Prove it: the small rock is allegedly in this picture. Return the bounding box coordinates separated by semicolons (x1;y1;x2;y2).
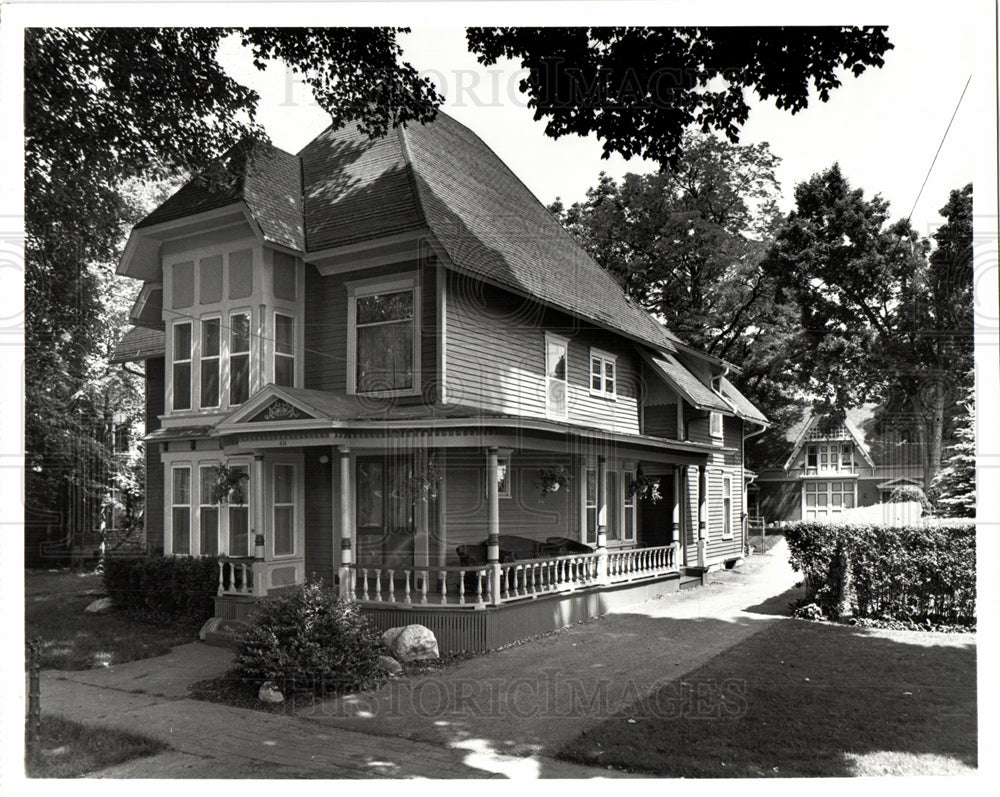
381;624;439;662
379;655;403;677
258;681;284;704
84;597;114;615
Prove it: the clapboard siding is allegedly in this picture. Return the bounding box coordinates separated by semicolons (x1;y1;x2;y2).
303;259;437;400
304;449;333;583
445;275;641;433
439;451;579;562
145;358;165;553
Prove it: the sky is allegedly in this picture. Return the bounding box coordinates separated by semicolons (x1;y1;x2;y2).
217;21;978;237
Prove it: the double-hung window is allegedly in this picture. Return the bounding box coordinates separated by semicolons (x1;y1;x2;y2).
172;322;192;411
348;276;420;395
199;465;219;555
723;475;733;538
200;318;221;408
710;411;723;439
227;465;250;556
545;333;569;419
230;313;251;405
590;349;616;399
274;313;295;387
171;466;191;554
273;464;295;556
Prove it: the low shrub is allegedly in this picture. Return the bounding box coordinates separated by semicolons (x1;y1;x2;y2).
888;485;934;514
784;520;975;625
103;555;219;624
231;581;382;697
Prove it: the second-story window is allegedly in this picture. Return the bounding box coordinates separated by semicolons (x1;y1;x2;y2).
590;349;616;399
173;322;192;411
710;411;723;438
348;275;420;396
230;313;251;405
274;313;295;387
841;444;853;470
806;445;818;469
200;318;220;408
545;333;569;419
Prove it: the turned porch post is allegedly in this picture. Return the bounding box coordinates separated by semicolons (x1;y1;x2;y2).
486;446;502;603
596;454;609;583
697;465;708;568
337;445;354;600
251;454;266;595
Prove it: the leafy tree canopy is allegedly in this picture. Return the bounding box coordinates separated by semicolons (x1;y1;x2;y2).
467;27;893;166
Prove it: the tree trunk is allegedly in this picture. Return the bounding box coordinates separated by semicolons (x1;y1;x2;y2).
926;378;945;490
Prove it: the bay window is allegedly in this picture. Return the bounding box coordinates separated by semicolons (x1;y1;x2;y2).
199;465;219;555
200;318;220;408
171;466;191;554
274;313;295;387
348;276;420;395
230;312;251;405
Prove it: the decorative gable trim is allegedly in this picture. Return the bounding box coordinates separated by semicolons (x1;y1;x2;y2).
216;385;329;432
783;414;876;473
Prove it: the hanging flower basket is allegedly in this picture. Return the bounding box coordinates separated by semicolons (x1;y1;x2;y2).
628;470;663;503
390;454;443;502
210;464;249;505
536;465;572;499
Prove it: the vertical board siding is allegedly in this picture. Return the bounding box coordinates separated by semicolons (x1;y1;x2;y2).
445;275;641;434
304;449;333;583
145;358;165;553
303;259;437;400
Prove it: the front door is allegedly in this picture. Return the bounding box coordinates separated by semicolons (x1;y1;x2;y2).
355;455;415;570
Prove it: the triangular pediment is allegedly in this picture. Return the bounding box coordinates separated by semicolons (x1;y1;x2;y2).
244;397;317;424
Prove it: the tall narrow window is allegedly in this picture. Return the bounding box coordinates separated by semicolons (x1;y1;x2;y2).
585;468;597;544
624;469;636;542
354;288;416;393
710;411;723;438
172;322;192;411
841;444;853;471
230;313;250;405
806;445;818;469
172;466;191;554
545;333;569;419
589;349;617;399
274;314;295;387
199;465;219;555
273;464;295;556
723;476;733;538
607;470;621;541
200;318;220;408
227;465;250;556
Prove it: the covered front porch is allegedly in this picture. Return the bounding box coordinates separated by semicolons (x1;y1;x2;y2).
203;390;722;649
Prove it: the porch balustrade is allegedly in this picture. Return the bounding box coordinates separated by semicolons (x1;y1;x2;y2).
353;543;680;609
217;556;261;597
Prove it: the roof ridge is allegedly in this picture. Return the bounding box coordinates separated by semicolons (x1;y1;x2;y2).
395;123;433;232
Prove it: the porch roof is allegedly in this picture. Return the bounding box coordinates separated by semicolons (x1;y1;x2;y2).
110;326;166;364
639;350;731;413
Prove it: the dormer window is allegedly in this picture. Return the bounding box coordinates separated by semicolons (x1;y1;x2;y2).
590;348;617;399
347;274;421;396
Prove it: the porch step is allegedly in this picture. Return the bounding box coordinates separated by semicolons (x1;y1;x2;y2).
679;572;705;591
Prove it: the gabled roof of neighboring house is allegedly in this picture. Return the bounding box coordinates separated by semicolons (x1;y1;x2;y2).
782;406;877;472
110;326;166;364
136;141;304;251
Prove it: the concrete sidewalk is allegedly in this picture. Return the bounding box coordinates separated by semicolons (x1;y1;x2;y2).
37;542;800;778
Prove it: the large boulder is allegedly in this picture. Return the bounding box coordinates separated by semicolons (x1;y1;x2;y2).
84;597;114;615
380;624;439;662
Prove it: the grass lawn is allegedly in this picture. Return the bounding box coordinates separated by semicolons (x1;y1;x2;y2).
25;715;167;778
559;618;976;777
25;568;200;670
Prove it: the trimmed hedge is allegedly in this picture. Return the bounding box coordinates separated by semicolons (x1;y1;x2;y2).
103;555;219;624
232;581;383;697
784;520;976;625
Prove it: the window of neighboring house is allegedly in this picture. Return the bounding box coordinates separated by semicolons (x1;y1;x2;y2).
590;349;617;399
171;466;191;554
545;333;569;419
485;457;511;499
200;318;221;408
274;313;295;387
230;312;251;405
623;469;636;542
806;445;818;469
349;278;419;395
723;475;733;538
172;322;192;411
199;465;219;556
710;411;723;438
585;468;597;544
841;443;853;471
273;463;295;556
227;464;250;556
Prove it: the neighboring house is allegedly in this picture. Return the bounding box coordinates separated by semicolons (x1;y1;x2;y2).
111;111;767;650
753;406;926;523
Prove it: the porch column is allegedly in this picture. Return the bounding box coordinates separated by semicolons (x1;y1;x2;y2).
486;446;502;603
337;445;354;600
251;454;266;596
414;446;430;571
596;454;609;584
697;466;708;568
671;467;681;543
